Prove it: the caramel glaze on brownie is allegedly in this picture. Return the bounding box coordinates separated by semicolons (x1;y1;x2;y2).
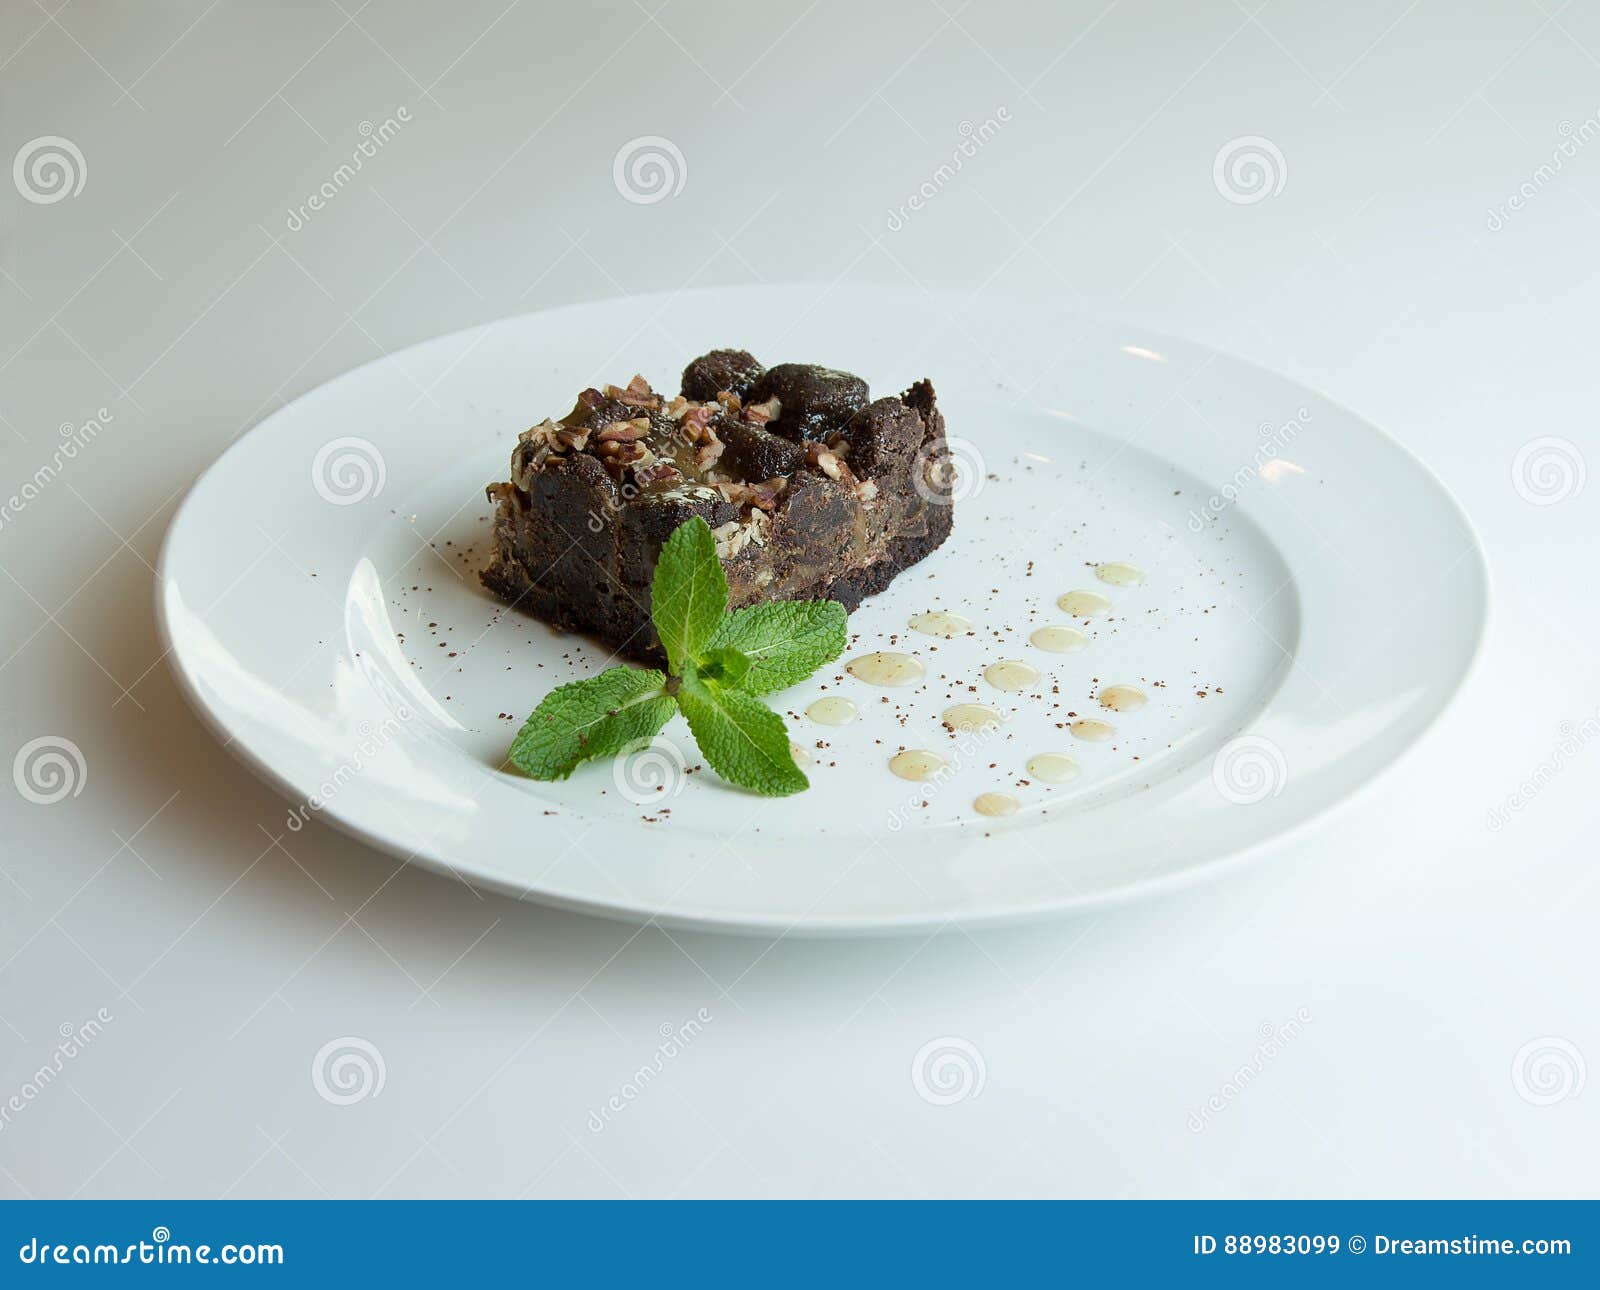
481;351;954;662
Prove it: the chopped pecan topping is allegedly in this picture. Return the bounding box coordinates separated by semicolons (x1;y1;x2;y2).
695;435;726;471
513;419;578;475
599;440;655;481
605;374;661;411
715;390;743;417
742;396;781;426
806;440;859;488
681;404;716;436
715;477;787;512
596;418;651;443
633;460;682;486
665;395;691;421
710;509;771;560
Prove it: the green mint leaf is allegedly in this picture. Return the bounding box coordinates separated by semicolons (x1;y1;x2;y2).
509;666;675;780
695;646;752;688
677;674;807;797
650;516;728;673
707;600;848;696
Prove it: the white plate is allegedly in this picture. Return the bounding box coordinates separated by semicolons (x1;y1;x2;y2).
157;285;1487;935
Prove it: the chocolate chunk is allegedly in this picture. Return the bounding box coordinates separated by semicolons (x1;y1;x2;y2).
749;363;869;440
680;348;765;402
717;422;806;481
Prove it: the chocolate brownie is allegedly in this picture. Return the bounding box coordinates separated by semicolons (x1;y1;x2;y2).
481;351;954;661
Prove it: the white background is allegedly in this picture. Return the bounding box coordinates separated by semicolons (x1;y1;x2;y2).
2;0;1596;1198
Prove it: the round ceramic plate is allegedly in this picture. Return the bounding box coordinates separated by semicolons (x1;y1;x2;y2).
158;285;1487;935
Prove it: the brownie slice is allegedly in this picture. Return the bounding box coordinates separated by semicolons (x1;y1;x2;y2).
481;350;954;661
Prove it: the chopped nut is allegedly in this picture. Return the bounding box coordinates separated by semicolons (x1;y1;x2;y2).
710;509;770;559
807;442;843;479
742;396;782;426
715;477;787;511
596;418;650;442
856;478;879;502
695;431;725;471
599;440;654;481
634;460;682;486
711;519;747;560
607;374;661;411
806;439;859;488
513;419;570;475
680;404;717;442
715;390;743;417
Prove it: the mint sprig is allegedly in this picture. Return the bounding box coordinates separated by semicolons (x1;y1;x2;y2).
508;517;848;795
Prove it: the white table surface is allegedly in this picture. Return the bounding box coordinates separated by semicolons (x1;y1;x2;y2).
2;0;1595;1199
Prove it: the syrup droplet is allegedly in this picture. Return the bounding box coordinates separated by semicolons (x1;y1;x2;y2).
1095;562;1144;587
1097;684;1146;713
1026;753;1079;783
789;742;810;765
908;610;972;638
983;659;1040;691
806;696;858;726
889;749;946;782
973;792;1019;818
1029;625;1088;653
942;703;1002;732
846;652;925;687
1057;590;1111;617
1069;719;1115;742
